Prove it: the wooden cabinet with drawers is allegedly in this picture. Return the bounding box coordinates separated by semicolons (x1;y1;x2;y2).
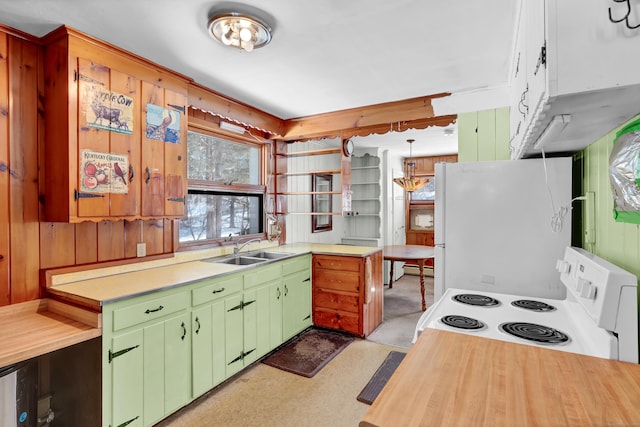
312;251;382;337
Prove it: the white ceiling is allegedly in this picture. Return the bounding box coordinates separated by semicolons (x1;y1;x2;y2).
0;0;518;156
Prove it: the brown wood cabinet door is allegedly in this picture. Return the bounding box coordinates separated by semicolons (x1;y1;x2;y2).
77;59;110;218
76;60;141;218
140;81;165;217
0;32;8;305
163;89;186;218
109;68;140;217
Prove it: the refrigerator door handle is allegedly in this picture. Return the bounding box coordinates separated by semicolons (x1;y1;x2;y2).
435;243;445;248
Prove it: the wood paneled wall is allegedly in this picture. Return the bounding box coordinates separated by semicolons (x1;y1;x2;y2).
0;32;174;307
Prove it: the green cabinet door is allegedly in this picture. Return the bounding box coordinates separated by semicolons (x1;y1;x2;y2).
268;281;284;349
191;305;213;398
143;313;190;426
110;330;143;427
283;270;312;341
211;299;227;386
225;293;244;377
242;288;258;365
254;280;283;358
164;313;190;414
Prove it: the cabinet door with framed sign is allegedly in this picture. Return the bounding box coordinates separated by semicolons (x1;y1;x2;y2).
312;174;332;232
42;27;189;223
76;58;140;219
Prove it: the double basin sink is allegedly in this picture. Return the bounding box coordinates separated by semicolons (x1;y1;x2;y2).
204;250;295;266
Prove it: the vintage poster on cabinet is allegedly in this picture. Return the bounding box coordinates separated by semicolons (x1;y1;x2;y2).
80;79;134;134
145;103;181;143
80;150;129;194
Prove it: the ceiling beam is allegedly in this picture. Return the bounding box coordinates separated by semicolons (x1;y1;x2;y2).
188;82;286;137
280;93;452;141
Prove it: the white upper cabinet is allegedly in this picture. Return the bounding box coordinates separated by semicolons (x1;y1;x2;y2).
510;0;640;159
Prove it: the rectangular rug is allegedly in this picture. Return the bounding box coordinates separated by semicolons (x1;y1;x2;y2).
261;328;354;378
356;350;406;405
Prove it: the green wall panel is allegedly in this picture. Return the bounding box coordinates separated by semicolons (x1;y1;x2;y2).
580;114;640;280
458;108;510;162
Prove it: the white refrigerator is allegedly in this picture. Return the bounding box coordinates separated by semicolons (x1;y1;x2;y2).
434;158;572;301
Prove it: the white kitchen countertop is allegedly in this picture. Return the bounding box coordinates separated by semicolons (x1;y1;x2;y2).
46;242;381;309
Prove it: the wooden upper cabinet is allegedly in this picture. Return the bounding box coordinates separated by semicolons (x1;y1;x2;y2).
42;26;188;222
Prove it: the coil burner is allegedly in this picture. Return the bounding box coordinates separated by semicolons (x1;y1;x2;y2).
440;315;486;330
452;294;500;307
511;300;556;312
499;322;569;344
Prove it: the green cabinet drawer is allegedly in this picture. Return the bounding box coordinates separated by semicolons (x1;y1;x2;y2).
282;255;310;276
113;292;188;332
244;264;281;289
192;274;242;306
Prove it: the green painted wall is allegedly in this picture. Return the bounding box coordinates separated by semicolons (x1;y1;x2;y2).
578;114;640;280
457;107;510;162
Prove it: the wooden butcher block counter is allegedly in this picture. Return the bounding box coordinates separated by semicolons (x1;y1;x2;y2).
360;329;640;427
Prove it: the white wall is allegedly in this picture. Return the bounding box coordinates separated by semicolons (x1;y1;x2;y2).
285;139;345;244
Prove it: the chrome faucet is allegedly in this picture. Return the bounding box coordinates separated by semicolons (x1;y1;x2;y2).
234;238;262;255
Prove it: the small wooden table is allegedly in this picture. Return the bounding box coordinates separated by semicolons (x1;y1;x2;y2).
383;245;435;311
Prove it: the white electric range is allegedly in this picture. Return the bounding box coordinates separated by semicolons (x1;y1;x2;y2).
414;247;639;363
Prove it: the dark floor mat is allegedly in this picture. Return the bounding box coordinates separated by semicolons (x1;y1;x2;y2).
262;328;354;378
356;351;406;405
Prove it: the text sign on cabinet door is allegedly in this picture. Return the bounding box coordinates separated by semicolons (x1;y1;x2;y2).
80;150;130;194
79;79;134;134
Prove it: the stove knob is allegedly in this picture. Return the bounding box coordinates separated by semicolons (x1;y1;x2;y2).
556;260;571;274
579;281;596;299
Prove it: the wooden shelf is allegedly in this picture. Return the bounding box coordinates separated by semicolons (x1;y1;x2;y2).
275;169;341;177
279;191;342;195
275;211;344;216
276;148;341;157
351;165;380;170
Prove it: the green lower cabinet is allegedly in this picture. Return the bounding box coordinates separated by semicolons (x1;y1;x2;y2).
104;254;313;426
283;269;312;341
225;293;245;377
191;305;213;397
103;290;190;427
110;330;143;427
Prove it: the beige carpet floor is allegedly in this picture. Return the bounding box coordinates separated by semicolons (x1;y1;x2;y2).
158;274;430;427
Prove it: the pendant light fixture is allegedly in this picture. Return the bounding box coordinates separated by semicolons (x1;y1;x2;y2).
393;139;428;192
208;12;272;52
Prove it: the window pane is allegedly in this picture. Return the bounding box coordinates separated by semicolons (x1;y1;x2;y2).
187;131;259;184
179;192;263;242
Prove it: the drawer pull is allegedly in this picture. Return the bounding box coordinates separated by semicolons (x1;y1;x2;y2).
304;314;311;320
284;284;289;296
195;317;201;334
108;345;140;363
144;167;150;184
276;287;281;300
181;322;186;340
212;287;225;294
145;305;164;314
303;277;311;282
117;415;140;427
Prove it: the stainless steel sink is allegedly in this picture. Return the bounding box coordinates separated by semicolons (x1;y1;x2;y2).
215;256;267;265
247;251;294;260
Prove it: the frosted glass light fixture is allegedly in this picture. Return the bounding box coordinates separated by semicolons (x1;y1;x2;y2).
393;139;428;193
208;12;272;52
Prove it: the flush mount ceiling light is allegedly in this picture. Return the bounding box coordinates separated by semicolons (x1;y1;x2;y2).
393;139;428;193
208;12;272;52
